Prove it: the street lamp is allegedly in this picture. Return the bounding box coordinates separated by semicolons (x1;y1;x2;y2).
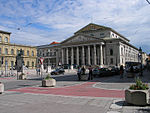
139;47;143;76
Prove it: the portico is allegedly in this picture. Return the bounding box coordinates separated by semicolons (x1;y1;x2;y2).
60;43;104;66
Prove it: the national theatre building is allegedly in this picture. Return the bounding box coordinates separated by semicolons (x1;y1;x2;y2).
37;23;139;68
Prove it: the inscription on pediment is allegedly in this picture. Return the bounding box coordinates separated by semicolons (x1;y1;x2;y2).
65;36;97;43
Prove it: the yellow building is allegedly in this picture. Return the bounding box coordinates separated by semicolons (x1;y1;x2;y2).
0;30;37;70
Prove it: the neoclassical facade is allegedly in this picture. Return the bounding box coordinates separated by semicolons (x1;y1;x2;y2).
37;23;140;68
0;30;37;70
37;42;60;68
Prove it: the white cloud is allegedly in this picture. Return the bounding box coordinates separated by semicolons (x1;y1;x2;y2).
0;0;150;53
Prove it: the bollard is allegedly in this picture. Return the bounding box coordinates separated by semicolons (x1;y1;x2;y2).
0;82;4;94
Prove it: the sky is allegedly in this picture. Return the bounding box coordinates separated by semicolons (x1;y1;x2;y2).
0;0;150;53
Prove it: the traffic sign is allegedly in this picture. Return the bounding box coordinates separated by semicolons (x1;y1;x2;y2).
40;57;44;64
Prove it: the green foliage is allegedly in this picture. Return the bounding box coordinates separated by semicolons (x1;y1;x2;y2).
129;77;149;90
45;74;52;80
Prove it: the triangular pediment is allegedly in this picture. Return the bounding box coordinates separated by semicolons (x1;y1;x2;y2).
61;34;99;44
74;23;109;34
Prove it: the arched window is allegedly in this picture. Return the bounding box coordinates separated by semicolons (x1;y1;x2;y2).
27;50;29;56
17;49;19;55
27;61;29;68
110;49;113;56
32;61;34;68
32;51;34;56
5;37;8;43
5;48;8;55
11;49;14;55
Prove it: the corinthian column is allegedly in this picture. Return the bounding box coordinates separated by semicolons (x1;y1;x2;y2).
66;48;68;64
71;47;74;65
82;46;85;65
61;48;64;65
88;45;91;65
76;47;79;65
94;44;97;65
100;44;103;66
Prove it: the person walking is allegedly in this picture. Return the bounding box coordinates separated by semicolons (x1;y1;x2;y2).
120;65;124;79
88;66;93;80
77;66;81;81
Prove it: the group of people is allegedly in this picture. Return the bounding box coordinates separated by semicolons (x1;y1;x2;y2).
77;65;136;80
77;65;93;81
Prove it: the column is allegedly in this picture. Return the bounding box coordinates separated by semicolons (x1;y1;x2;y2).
76;47;79;65
61;49;64;65
82;46;85;65
100;44;103;66
94;44;97;65
71;47;74;65
66;48;69;64
56;50;58;67
88;45;91;65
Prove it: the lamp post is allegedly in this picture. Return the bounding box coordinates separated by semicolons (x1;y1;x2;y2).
139;47;143;76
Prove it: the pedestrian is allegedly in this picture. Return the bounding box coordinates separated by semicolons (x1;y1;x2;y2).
88;65;93;80
120;65;124;79
130;65;134;77
77;66;81;81
81;66;86;75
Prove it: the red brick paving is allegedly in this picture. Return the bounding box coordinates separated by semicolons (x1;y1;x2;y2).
8;82;124;98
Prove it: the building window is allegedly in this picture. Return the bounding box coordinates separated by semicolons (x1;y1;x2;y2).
110;49;113;56
27;50;29;56
110;58;113;64
32;61;34;68
11;49;14;55
17;50;19;55
112;33;114;37
100;33;104;36
5;37;8;43
32;51;34;56
90;34;94;36
5;48;8;55
121;47;123;55
27;61;29;68
22;50;24;55
0;48;1;54
0;36;2;42
11;61;14;68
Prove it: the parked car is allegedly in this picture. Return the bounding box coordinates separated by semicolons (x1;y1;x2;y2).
110;67;120;75
51;68;65;75
92;68;100;77
99;68;112;77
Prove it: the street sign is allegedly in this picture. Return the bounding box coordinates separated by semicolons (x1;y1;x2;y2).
40;57;44;64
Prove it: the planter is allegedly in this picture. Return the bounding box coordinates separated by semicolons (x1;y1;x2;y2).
0;83;4;94
19;74;27;80
125;89;149;105
42;79;56;87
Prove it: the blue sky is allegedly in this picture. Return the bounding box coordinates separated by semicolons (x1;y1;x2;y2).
0;0;150;53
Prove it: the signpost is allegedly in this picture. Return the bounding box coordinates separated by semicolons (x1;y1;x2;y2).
40;57;44;79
